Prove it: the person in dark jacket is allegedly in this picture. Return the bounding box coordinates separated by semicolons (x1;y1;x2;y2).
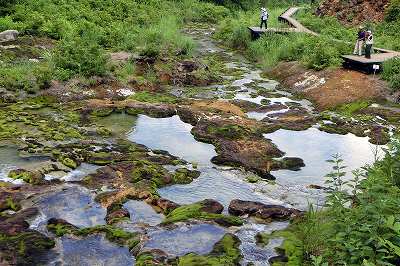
353;26;365;56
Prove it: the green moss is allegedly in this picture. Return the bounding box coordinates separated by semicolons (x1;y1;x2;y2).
5;197;21;211
172;168;200;184
47;223;73;237
334;100;370;116
129;91;178;104
206;124;249;140
8;169;44;184
131;160;166;187
318;124;348;135
0;231;55;265
246;175;260;183
62;157;78;169
178;234;242;266
163;202;243;226
92;108;114;117
47;223;140;249
87;151;114;165
255;232;271;247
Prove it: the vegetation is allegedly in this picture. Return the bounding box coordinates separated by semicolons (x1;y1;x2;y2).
274;143;400;265
0;0;230;87
163;201;244;226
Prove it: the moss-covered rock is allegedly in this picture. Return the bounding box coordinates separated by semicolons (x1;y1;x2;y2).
178;234;242;266
163;200;243;226
172;168;201;184
46;219;140;250
8;169;45;185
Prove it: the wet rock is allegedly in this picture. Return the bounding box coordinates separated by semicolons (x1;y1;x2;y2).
106;203;130;224
0;30;19;42
307;184;327;190
268;255;289;264
228;200;302;221
178;234;242;265
0;190;23;211
136;249;171;265
0;207;54;265
271;157;305;171
192;118;284;179
8;169;46;185
199;199;224;214
163;200;243;226
153;198;180;214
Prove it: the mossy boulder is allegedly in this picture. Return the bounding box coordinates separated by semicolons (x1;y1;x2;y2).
163;199;243;226
46;219;140;250
8;169;45;185
61;157;78;169
172;168;201;184
178;234;242;266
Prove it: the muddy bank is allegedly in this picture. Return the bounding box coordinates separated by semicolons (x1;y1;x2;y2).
268;61;390;110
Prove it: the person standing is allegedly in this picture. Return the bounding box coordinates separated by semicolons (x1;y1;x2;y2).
365;30;374;59
353;26;365;56
260;7;268;29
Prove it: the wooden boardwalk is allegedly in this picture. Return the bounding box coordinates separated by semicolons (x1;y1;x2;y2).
249;7;400;73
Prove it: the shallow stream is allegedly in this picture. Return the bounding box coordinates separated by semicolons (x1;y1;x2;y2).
1;26;387;266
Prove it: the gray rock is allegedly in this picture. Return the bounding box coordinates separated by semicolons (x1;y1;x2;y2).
0;30;19;42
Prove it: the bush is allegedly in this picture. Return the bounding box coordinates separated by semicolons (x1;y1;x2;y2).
382;57;400;91
279;145;400;265
0;62;52;92
385;0;400;22
51;30;108;80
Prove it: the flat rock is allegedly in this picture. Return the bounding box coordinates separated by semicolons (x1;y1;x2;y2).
0;30;19;43
228;199;301;221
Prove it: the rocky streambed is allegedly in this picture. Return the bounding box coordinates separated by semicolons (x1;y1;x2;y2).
0;25;393;265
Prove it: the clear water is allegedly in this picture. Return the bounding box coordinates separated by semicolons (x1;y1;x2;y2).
265;128;384;186
0;145;49;184
236;222;288;266
44;163;100;182
159;167;284;209
33;185;106;228
49;234;135;266
96;113;137;137
128;115;217;166
123;200;164;226
143;223;226;256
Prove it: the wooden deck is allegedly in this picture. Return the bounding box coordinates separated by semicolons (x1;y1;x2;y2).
249;7;400;73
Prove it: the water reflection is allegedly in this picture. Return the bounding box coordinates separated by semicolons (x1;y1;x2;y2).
128;115;217;165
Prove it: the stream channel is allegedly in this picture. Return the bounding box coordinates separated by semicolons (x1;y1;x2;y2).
0;27;385;266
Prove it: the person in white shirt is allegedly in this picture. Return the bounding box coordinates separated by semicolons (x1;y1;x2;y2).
365;30;374;59
260;7;269;29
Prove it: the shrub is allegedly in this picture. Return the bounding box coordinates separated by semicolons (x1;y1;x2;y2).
382;57;400;91
0;62;52;92
51;30;108;80
385;0;400;22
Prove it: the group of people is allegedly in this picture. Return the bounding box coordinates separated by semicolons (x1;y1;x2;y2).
354;26;374;59
260;7;375;60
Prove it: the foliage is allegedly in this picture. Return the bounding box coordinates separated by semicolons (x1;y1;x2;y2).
51;30;108;80
0;62;52;92
383;57;400;92
129;91;178;104
279;143;400;265
2;0;226;80
385;0;400;22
